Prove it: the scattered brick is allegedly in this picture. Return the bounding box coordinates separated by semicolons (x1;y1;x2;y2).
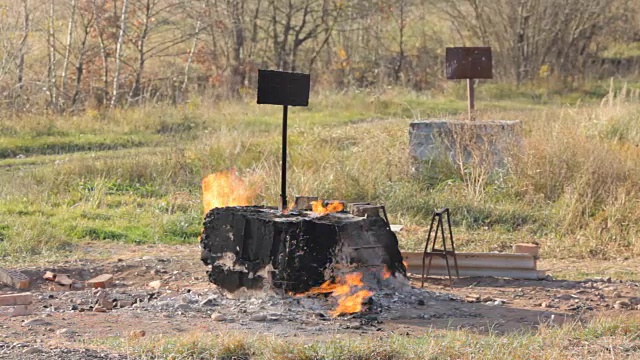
86;274;114;289
43;271;57;281
0;268;30;289
0;305;33;317
54;274;74;286
513;243;540;258
0;293;33;306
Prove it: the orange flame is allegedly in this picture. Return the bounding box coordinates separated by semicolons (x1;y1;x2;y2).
381;265;392;280
311;199;344;215
202;170;252;214
300;272;373;317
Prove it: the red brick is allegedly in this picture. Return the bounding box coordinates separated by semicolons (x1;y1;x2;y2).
0;293;33;306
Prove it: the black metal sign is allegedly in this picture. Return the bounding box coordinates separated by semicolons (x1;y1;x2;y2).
445;47;492;121
256;69;311;211
257;70;310;107
445;47;493;80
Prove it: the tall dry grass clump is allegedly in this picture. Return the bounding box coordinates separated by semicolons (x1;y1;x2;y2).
516;88;640;258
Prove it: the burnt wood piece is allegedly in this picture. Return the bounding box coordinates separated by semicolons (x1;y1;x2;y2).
200;206;406;293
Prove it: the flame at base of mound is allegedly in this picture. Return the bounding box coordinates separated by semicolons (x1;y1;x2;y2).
300;272;374;317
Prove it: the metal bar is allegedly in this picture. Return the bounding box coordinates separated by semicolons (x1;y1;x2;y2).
439;215;453;287
445;209;460;278
406;266;545;280
467;78;475;121
279;105;288;211
403;252;536;270
421;212;437;288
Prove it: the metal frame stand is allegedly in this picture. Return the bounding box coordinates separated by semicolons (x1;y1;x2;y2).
421;208;460;288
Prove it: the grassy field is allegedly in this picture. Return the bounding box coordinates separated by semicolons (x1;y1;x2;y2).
0;85;639;264
98;315;640;359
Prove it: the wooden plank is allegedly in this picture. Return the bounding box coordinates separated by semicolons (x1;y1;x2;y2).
406;265;544;280
0;293;33;306
402;252;536;270
0;268;30;290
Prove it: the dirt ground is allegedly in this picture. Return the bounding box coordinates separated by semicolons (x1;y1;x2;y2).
1;243;639;359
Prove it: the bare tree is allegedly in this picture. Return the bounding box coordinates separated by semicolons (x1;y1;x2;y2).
436;0;624;83
71;0;97;108
60;0;78;105
110;0;129;109
266;0;334;72
47;0;58;109
127;0;194;105
17;0;30;94
182;2;206;94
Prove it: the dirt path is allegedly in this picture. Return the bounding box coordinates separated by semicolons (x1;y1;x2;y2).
1;244;639;358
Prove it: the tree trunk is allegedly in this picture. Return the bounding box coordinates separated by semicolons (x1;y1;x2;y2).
92;0;109;107
181;3;205;94
47;0;58;109
129;0;153;105
17;0;29;94
60;0;78;107
110;0;129;109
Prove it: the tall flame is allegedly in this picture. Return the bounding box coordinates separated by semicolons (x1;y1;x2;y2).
311;199;344;215
301;272;373;317
202;170;252;214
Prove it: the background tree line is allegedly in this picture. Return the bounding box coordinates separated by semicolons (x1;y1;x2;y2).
0;0;639;113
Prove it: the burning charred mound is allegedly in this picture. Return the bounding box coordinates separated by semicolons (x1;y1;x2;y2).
200;206;406;293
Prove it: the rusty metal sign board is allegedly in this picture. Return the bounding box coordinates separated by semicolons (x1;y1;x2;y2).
445;47;492;80
257;69;310;107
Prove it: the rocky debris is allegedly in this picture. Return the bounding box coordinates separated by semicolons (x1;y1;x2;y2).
211;313;226;321
614;300;631;310
129;330;146;339
93;290;107;300
0;344;130;360
97;299;113;310
465;294;481;303
250;313;267;322
56;328;75;336
117;300;134;308
148;280;162;290
22;347;45;355
22;318;49;327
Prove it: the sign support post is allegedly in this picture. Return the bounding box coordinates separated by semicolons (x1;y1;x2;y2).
467;78;475;121
280;105;288;211
445;47;492;121
257;69;310;212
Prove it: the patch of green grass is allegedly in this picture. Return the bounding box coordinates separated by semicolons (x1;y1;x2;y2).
0;133;158;159
1;89;640;261
108;316;640;359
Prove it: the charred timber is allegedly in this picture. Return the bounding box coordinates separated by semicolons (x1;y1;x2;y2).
200;206;406;293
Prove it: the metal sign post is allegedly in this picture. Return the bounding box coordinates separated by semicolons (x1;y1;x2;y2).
445;47;493;121
257;69;311;211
